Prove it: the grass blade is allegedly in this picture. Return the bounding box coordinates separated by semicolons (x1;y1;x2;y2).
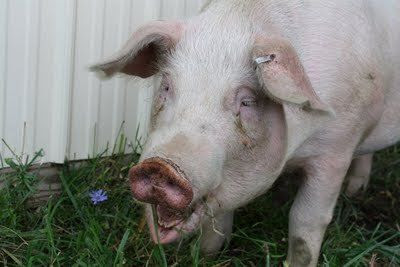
151;205;168;267
59;172;88;228
113;229;130;267
1;248;22;266
343;232;400;267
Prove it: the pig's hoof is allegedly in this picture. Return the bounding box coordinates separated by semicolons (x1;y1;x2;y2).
345;175;369;197
202;250;220;259
290;237;312;266
200;237;227;258
200;240;225;258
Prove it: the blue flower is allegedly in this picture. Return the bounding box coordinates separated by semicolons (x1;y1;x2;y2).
89;189;108;205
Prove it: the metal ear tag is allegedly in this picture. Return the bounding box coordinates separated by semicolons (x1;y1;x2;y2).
254;54;276;65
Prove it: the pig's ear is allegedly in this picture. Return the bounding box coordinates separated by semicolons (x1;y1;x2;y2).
253;36;335;156
253;36;332;114
90;20;185;78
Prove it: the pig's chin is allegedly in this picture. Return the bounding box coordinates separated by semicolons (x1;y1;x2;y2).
148;203;205;244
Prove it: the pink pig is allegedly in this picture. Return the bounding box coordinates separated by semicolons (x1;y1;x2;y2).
91;1;400;266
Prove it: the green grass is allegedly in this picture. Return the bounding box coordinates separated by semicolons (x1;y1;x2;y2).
0;142;399;266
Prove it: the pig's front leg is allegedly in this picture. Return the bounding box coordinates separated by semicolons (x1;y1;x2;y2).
287;156;351;267
200;211;234;255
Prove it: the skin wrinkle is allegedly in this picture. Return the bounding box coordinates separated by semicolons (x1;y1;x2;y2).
234;117;254;148
151;103;164;126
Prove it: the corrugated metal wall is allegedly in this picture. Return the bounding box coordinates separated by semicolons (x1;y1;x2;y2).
0;0;205;165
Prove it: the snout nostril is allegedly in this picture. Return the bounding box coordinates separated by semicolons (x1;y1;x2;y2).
166;181;183;195
129;168;156;203
138;174;151;184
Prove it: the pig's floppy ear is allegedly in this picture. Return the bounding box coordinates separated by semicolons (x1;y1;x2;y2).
253;36;334;156
90;20;185;78
253;36;332;113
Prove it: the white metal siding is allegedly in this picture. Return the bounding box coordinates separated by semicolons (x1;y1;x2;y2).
0;0;205;165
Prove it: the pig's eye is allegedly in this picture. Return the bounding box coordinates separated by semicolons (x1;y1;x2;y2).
236;87;258;112
160;73;172;93
160;80;170;92
241;99;257;107
236;87;259;121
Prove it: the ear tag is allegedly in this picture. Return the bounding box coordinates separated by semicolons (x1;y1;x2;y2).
254;54;276;65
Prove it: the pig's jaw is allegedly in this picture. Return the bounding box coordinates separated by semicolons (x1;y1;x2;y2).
147;202;206;244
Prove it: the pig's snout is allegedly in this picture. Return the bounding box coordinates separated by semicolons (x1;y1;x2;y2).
129;157;193;211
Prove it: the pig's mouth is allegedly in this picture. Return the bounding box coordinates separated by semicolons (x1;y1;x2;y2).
148;202;206;244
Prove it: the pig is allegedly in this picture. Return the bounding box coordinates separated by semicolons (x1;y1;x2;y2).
90;0;400;266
